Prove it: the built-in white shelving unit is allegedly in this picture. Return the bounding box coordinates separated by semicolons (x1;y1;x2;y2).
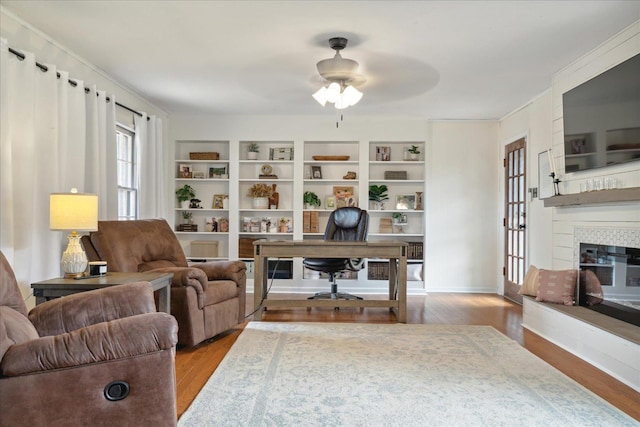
172;138;427;291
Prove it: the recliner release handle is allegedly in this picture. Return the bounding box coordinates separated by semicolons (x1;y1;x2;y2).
104;381;130;401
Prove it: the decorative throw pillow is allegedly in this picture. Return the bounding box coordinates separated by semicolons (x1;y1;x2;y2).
518;265;539;296
580;269;604;306
536;269;578;306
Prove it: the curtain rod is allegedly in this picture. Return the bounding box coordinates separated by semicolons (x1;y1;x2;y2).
7;46;146;119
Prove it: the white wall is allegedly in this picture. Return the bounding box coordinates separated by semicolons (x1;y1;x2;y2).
170;115;500;293
425;121;500;292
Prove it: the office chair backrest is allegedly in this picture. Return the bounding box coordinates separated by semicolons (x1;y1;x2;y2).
324;207;369;242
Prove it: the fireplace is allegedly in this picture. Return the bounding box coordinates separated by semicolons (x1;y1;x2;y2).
574;228;640;328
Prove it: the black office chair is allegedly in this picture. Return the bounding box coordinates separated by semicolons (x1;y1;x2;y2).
304;207;369;300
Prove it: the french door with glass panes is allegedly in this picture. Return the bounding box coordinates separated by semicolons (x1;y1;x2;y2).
504;138;526;303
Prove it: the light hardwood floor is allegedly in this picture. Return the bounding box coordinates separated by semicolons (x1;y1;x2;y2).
175;293;640;421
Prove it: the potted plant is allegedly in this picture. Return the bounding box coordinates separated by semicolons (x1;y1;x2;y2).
407;145;421;161
181;211;193;224
247;183;273;209
176;184;196;209
247;142;260;160
303;191;321;209
369;184;389;210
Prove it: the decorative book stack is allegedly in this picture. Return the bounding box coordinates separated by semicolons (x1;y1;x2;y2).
378;218;393;233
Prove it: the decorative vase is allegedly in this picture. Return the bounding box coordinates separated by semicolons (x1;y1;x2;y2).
247;152;258;160
415;192;423;210
252;197;269;209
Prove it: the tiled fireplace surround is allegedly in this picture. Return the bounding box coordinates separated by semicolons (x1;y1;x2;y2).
523;226;640;392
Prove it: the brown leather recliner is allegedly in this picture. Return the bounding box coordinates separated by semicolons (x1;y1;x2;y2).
0;251;178;426
82;219;246;347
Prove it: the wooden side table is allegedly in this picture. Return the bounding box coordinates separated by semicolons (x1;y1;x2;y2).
31;271;173;314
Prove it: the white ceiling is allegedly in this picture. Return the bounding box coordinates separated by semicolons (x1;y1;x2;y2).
2;1;639;119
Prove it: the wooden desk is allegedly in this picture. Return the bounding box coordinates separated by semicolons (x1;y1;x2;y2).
31;271;173;314
252;240;408;322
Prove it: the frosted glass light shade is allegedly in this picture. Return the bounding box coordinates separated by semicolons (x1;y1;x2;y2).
312;87;328;106
342;85;363;106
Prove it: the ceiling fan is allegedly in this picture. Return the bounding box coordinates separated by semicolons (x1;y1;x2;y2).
312;37;366;111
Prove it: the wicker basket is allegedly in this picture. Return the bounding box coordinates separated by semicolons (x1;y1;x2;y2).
189;152;219;160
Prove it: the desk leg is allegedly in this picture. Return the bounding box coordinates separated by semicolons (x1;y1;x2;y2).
389;258;397;301
398;255;407;323
253;250;264;321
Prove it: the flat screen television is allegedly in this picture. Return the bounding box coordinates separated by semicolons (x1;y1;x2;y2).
562;53;640;173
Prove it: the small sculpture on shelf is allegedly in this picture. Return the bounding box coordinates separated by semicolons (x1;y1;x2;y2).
343;171;357;179
189;198;201;208
269;184;279;209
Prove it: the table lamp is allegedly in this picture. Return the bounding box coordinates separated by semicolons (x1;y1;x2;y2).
50;189;98;278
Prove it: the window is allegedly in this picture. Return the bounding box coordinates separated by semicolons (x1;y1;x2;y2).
116;125;138;220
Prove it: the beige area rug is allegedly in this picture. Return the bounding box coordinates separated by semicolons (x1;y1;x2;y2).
179;322;636;426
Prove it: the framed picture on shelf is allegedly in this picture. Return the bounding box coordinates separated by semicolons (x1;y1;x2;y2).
209;164;228;178
396;194;415;210
333;186;355;208
538;150;553;199
376;146;391;161
326;195;335;209
269;147;294;161
178;164;193;178
212;194;227;209
311;166;322;179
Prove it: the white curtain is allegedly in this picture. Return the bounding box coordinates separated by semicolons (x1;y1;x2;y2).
0;39;115;294
136;114;165;219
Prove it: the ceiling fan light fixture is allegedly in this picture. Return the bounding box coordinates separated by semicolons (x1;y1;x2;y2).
325;82;341;103
341;85;363;106
312;37;365;115
312;87;328;106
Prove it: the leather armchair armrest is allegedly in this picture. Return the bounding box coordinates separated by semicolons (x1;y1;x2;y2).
1;313;178;377
149;267;207;293
193;260;247;285
28;282;157;337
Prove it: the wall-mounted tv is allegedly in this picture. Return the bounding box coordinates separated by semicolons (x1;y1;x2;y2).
562;53;640;173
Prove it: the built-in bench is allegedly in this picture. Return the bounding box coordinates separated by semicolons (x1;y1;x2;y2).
522;296;640;392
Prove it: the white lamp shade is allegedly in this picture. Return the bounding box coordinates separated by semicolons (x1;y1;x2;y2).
50;192;98;231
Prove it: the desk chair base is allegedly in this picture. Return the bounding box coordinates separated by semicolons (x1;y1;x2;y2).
307;280;363;301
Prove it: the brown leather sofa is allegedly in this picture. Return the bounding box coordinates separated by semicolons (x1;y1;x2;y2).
0;251;178;426
82;219;247;347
